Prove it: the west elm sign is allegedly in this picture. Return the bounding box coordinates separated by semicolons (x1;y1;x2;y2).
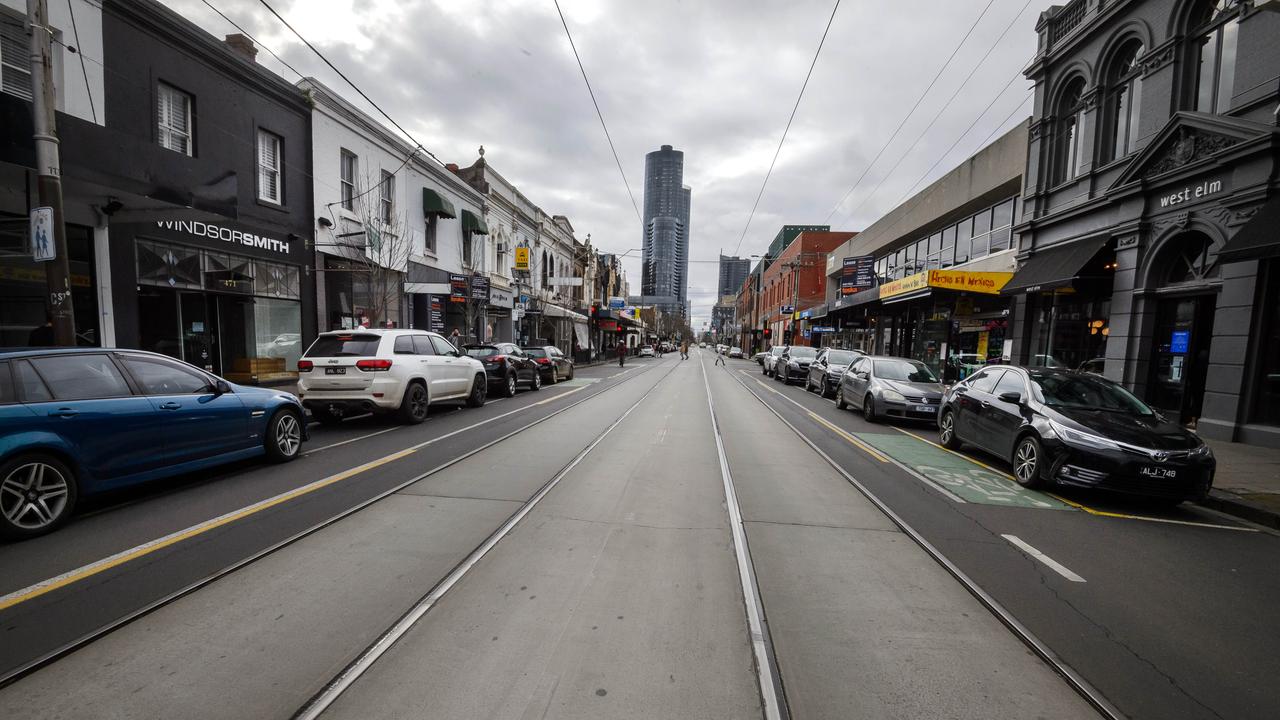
1158;177;1222;209
154;220;291;254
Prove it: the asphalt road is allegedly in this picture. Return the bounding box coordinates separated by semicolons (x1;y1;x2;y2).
0;351;1274;719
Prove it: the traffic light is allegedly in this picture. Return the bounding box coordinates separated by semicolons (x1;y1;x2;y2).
782;329;792;344
590;304;598;319
763;328;772;340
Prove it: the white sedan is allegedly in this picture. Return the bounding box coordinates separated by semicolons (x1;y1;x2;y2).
638;345;656;357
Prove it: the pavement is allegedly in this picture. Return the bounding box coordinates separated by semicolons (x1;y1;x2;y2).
1201;439;1280;529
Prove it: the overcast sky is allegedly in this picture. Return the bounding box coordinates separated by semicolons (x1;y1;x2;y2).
169;0;1051;328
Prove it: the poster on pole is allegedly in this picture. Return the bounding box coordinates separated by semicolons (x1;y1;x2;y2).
30;207;54;262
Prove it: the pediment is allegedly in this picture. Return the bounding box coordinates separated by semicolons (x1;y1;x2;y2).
1109;112;1275;190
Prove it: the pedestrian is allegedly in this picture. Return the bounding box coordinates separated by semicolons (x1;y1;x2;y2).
449;327;462;349
27;313;54;347
616;340;627;367
680;340;689;360
714;346;726;366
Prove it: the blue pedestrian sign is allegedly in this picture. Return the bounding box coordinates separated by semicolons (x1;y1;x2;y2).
30;207;54;262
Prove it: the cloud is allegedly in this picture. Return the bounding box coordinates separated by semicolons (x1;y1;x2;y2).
169;0;1045;327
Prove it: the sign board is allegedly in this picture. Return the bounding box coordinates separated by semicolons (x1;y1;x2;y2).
780;305;795;315
608;296;625;309
152;220;289;254
1170;330;1190;354
600;320;619;332
429;296;444;332
811;326;835;333
470;274;490;301
878;272;930;299
30;207;54;262
514;246;530;271
449;273;469;303
925;269;1012;295
840;255;875;295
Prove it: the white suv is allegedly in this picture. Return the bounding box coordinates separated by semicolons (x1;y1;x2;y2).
297;329;487;424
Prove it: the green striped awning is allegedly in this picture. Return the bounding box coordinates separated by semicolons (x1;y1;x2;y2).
422;188;457;219
461;209;489;235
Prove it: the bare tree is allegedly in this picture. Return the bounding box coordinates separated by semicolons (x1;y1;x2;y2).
328;173;412;327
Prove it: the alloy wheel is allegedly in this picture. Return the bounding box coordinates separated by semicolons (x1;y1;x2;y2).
1;461;70;531
1015;439;1039;485
507;374;517;397
939;413;954;445
275;413;302;457
410;385;428;420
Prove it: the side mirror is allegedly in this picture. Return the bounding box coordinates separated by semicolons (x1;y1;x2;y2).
214;379;232;395
998;391;1021;403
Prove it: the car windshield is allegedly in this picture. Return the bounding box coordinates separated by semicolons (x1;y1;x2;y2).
789;347;817;359
771;347;785;356
1029;372;1155;415
304;334;382;357
465;346;500;357
873;359;938;383
524;348;548;358
826;350;856;365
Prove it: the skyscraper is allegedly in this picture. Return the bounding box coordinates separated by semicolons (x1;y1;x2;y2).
718;255;750;297
641;145;690;317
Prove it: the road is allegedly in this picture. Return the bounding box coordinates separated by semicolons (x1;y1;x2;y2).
0;351;1275;719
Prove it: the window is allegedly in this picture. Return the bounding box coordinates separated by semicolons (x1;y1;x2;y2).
1104;41;1144;162
257;130;282;204
954;218;973;265
412;335;435;355
157;83;193;156
340;150;358;211
0;362;12;404
122;356;213;395
14;360;52;402
940;226;956;268
379;170;394;224
989;199;1015;253
1191;1;1239;114
994;371;1025;399
304;334;381;357
1052;79;1087;184
30;354;131;400
972;208;993;258
393;335;415;354
430;335;457;356
968;369;1003;394
0;18;33;100
424;216;438;254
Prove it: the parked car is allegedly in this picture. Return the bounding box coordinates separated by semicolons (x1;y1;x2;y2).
805;348;863;398
298;329;488;425
523;345;575;383
639;345;656;358
752;351;769;366
774;346;817;384
0;348;306;539
1077;358;1106;375
937;366;1214;502
762;346;787;376
700;342;707;348
716;344;729;355
463;343;543;397
836;355;943;423
728;347;744;359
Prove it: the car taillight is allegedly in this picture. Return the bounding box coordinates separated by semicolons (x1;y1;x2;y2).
298;360;313;372
487;354;506;363
537;358;550;364
356;359;393;371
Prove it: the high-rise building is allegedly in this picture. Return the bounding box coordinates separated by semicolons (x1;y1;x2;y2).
641;145;690;317
717;255;750;298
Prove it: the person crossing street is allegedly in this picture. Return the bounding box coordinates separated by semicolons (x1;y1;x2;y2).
714;346;726;366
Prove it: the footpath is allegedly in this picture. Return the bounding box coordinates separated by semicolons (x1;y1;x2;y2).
1202;439;1280;530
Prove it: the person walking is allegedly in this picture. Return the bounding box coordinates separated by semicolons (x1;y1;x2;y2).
714;346;726;366
616;340;627;367
448;327;462;349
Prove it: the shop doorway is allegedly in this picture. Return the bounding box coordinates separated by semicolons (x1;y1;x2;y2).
138;288;221;374
1147;295;1216;425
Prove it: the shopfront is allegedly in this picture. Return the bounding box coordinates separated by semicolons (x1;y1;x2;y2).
111;220;314;385
0;216;101;348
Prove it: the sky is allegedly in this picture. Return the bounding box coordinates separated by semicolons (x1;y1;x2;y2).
168;0;1053;329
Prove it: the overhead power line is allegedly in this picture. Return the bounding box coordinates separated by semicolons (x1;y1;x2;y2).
732;0;843;257
822;0;997;224
553;0;643;225
201;0;306;80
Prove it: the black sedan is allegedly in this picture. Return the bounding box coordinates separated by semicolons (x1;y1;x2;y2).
523;346;575;383
463;343;542;397
804;348;863;398
938;366;1215;503
774;345;817;385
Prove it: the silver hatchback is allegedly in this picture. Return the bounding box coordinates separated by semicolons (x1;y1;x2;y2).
835;356;944;423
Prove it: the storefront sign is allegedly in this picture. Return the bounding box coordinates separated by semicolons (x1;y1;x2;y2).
608;296;625;309
489;287;514;308
878;272;930;299
30;207;54;261
926;269;1013;295
470;274;490;301
600;320;619;331
841;255;875;295
514;246;530;271
429;296;444;331
780;304;795;315
811;326;835;333
1170;330;1190;354
1159;177;1223;209
154;220;290;254
449;274;469;303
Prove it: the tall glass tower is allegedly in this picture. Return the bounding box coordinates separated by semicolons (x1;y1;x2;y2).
641;145;690;317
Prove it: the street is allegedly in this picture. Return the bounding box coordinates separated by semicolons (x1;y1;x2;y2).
1;350;1275;719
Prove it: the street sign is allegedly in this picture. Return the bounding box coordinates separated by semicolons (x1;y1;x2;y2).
780;305;795;314
30;207;54;262
608;296;625;309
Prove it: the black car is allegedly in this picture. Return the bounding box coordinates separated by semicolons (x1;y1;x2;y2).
523;346;575;383
463;343;542;397
938;366;1215;503
804;348;863;398
774;345;818;384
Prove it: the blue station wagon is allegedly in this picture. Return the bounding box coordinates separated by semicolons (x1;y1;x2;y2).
0;349;306;540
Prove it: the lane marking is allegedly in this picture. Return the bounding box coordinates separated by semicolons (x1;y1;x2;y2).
700;355;787;720
748;376;890;463
1001;535;1086;583
294;361;678;720
0;379;607;613
304;426;402;455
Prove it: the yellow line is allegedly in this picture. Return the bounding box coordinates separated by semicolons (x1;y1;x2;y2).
748;377;889;463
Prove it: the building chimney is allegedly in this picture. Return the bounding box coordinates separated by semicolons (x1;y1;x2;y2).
445;163;460;173
224;34;258;62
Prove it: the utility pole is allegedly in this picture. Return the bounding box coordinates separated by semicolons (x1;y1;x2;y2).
27;0;75;346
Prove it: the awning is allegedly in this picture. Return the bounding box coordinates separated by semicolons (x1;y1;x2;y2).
422;188;457;219
882;289;931;305
1218;197;1280;262
1002;237;1108;295
543;303;588;322
461;209;489;235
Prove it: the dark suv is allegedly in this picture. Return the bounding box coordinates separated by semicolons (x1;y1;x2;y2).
463;343;542;397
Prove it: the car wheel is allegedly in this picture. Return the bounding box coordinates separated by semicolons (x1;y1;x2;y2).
311;405;344;426
0;453;77;540
804;376;814;393
821;380;835;399
1012;435;1045;488
398;383;429;424
863;394;878;423
546;367;557;384
939;410;961;450
835;385;848;410
466;373;487;408
504;372;518;398
568;366;575;380
530;371;542;391
265;409;303;462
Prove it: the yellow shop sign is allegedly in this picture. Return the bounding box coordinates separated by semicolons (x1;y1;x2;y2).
878;272;929;299
927;269;1013;295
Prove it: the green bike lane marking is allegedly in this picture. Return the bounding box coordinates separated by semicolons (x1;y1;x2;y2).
851;432;1073;510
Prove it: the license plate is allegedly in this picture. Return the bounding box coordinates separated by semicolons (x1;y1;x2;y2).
1140;466;1177;479
913;405;936;413
325;367;346;375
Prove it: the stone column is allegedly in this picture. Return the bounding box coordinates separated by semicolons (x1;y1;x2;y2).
1198;259;1260;441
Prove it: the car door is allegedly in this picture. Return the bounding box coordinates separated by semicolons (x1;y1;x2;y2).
986;369;1030;459
430;334;468;397
505;345;532;382
118;353;250;465
810;349;827;387
844;357;869;402
410;334;448;399
960;369;1005;451
19;354;165;490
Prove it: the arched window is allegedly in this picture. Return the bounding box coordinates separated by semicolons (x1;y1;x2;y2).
1189;0;1240;114
1052;78;1088;185
1160;232;1218;285
1103;40;1144;162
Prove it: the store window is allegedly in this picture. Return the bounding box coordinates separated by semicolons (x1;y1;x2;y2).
1253;261;1280;427
1027;292;1111;371
0;219;99;347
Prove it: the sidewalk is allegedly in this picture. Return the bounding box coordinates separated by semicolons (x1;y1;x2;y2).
1201;439;1280;530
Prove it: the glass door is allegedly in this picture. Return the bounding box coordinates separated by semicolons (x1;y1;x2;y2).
1147;296;1216;424
179;292;217;374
